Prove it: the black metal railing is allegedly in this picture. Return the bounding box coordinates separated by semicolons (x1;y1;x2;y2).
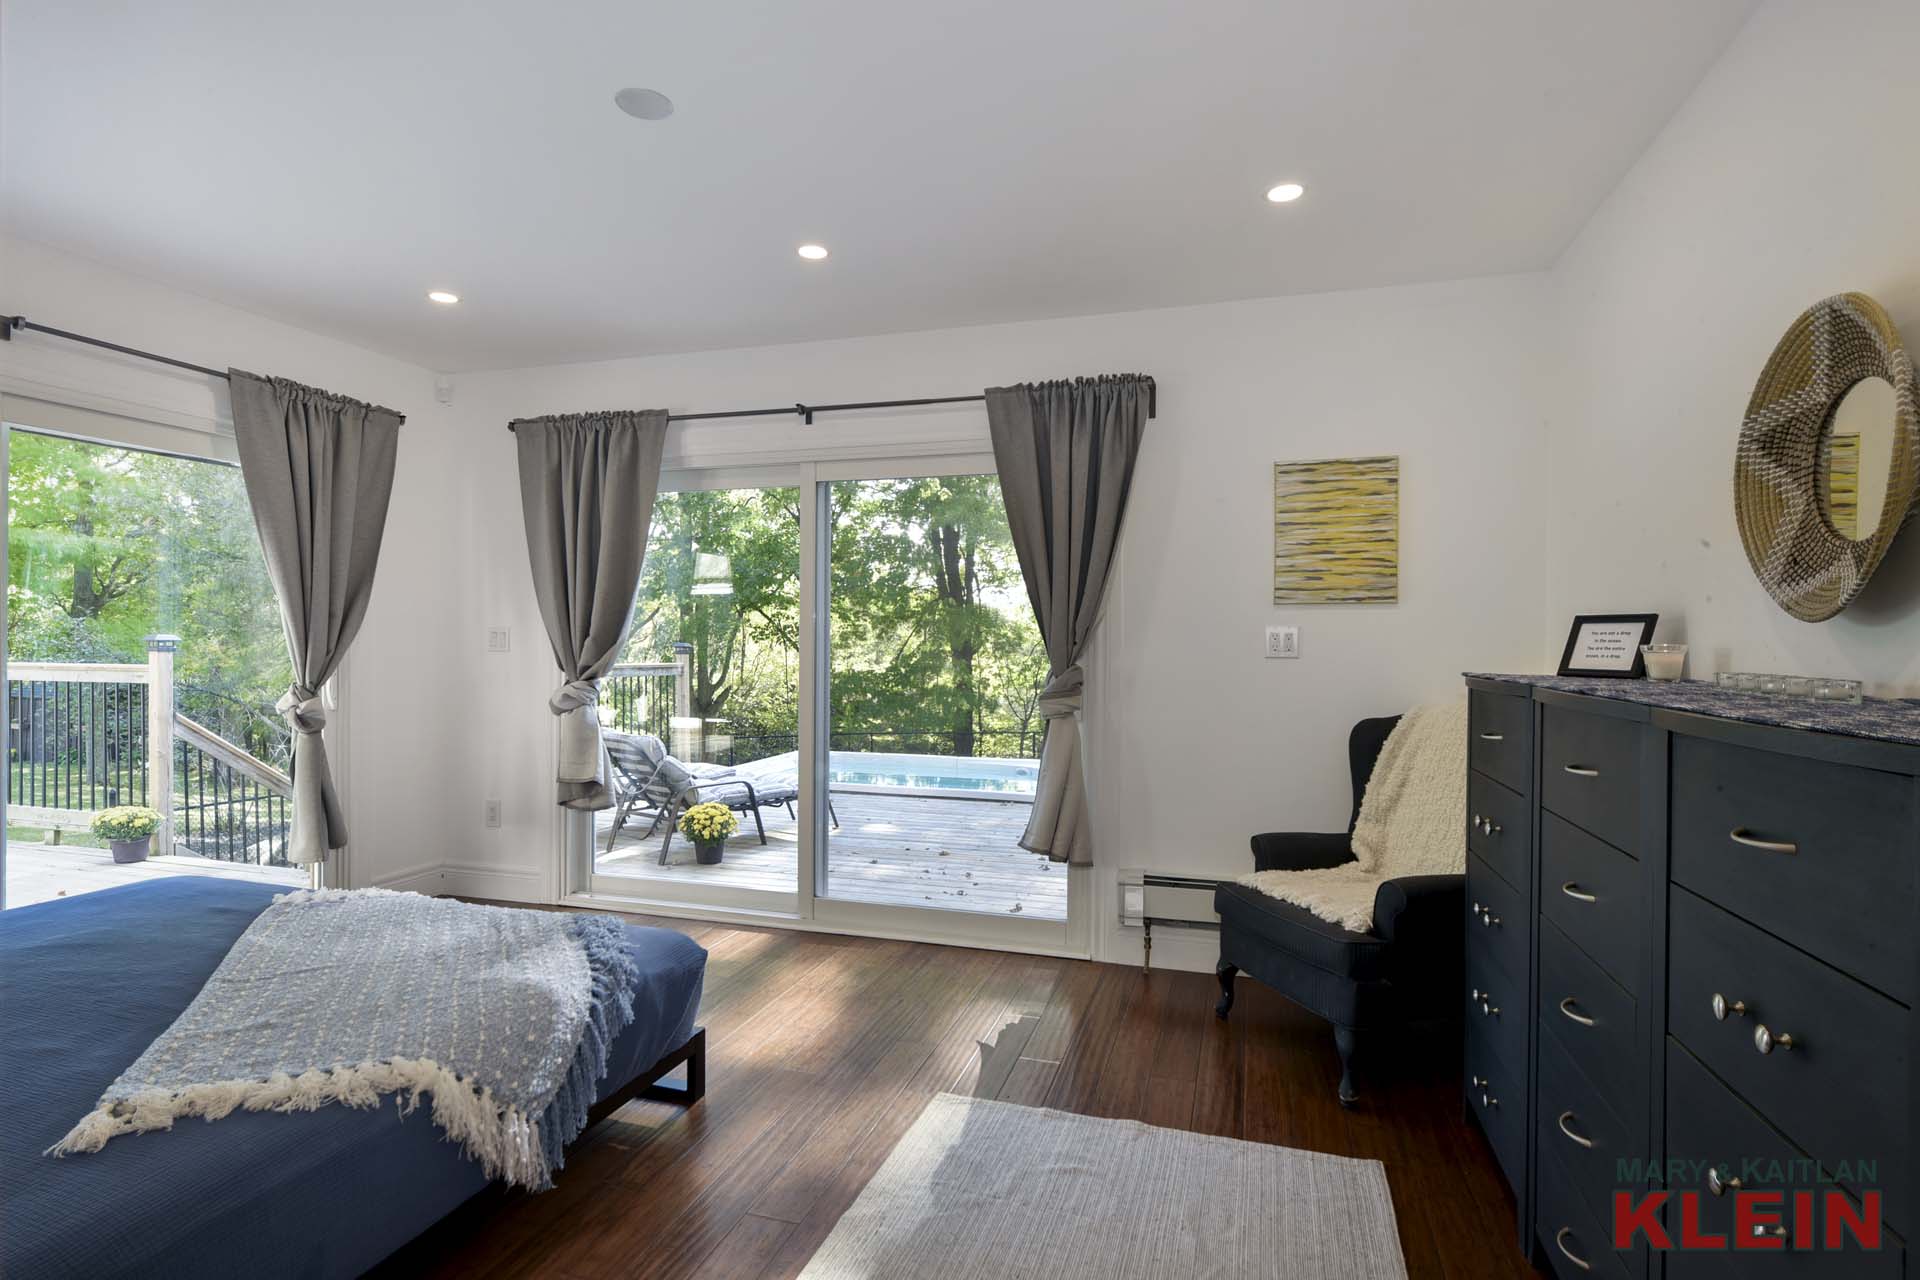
6;677;150;810
603;667;680;741
683;725;1041;768
173;737;292;866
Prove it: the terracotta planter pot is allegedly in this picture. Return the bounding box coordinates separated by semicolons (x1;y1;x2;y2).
110;835;152;864
693;839;726;865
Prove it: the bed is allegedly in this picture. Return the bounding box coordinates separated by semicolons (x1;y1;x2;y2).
0;876;707;1279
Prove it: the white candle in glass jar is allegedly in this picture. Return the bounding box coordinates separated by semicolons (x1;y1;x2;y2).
1641;645;1687;681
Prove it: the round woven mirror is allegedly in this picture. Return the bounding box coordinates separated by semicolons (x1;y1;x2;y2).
1735;293;1920;622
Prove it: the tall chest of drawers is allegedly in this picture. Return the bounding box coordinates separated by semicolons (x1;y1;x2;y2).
1464;675;1917;1279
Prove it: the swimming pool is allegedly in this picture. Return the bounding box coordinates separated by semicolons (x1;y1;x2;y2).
829;751;1037;797
744;750;1037;799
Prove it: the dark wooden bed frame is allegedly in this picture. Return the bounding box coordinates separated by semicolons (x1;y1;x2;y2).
584;1027;706;1126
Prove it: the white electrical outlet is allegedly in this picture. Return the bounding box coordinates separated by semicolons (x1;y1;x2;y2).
484;798;501;828
1265;625;1299;659
486;626;510;653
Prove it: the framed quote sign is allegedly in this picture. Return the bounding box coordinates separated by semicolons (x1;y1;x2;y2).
1557;614;1659;678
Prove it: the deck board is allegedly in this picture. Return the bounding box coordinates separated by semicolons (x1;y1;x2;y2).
4;842;305;907
594;790;1065;921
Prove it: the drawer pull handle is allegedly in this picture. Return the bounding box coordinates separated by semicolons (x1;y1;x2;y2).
1558;996;1596;1027
1711;993;1748;1021
1480;1090;1499;1109
1556;1110;1594;1150
1469;1075;1487;1090
1560;881;1598;904
1563;764;1600;778
1754;1024;1797;1054
1478;732;1505;741
1479;907;1501;928
1729;828;1798;855
1752;1223;1789;1240
1707;1167;1744;1197
1553;1227;1593;1272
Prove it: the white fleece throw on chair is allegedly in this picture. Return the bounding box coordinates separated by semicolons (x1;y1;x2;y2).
46;888;640;1190
1237;701;1467;934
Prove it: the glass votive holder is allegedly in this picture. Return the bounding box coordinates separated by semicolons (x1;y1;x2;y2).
1641;643;1688;681
1811;678;1865;704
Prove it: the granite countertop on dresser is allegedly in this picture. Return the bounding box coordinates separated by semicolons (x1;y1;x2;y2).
1465;673;1920;748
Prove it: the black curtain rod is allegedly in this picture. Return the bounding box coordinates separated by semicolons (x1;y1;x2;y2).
1;315;231;380
512;380;1156;430
0;316;1159;426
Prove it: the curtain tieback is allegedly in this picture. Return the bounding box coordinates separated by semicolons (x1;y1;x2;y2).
1036;665;1085;718
548;678;600;717
277;686;327;735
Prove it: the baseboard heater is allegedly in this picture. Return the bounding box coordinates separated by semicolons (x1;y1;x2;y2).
1118;871;1222;973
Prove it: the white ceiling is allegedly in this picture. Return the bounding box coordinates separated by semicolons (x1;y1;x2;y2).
2;0;1757;372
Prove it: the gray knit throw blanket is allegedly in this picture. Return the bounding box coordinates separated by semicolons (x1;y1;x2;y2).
47;888;640;1190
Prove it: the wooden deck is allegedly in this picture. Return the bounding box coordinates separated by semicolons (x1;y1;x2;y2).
4;840;305;908
594;790;1065;921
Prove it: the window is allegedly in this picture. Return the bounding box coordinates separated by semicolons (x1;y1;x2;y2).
4;427;300;907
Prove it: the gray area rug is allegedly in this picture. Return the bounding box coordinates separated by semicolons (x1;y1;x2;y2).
800;1093;1407;1279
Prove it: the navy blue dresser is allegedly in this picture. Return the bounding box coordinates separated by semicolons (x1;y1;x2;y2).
1464;674;1915;1278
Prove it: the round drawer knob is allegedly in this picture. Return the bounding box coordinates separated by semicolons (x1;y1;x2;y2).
1706;1167;1743;1197
1711;993;1748;1021
1754;1023;1796;1054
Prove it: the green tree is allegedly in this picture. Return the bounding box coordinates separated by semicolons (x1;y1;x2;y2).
622;475;1045;764
7;430;290;765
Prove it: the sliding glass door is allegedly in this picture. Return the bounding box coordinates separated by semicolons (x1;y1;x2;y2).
583;456;1082;953
816;473;1061;923
591;475;803;913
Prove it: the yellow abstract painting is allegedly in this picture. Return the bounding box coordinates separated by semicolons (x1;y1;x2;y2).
1273;455;1399;604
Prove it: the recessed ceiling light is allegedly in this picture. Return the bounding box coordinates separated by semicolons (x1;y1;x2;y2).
796;244;830;261
614;87;674;120
1265;182;1306;204
427;290;460;305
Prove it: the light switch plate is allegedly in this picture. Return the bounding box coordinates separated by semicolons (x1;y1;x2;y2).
486;627;510;653
1265;625;1299;659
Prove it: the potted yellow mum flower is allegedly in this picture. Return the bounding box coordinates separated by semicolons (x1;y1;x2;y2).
679;801;739;865
92;805;162;864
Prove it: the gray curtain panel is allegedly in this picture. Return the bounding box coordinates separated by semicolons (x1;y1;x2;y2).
228;370;403;866
514;410;669;810
985;375;1151;865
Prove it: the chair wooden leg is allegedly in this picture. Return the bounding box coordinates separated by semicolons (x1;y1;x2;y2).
1333;1026;1359;1108
1215;961;1238;1019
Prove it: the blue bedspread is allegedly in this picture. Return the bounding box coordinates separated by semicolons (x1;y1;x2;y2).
0;877;706;1279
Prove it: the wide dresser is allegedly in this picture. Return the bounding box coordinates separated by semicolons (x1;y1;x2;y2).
1464;674;1916;1278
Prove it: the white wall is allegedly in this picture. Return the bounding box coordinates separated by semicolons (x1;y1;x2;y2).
445;274;1556;964
1546;0;1920;693
0;236;463;892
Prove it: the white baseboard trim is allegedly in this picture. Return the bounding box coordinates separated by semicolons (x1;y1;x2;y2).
364;862;444;895
439;861;546;902
1099;922;1220;974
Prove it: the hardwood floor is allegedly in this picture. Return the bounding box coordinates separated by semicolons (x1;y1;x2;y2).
378;916;1534;1280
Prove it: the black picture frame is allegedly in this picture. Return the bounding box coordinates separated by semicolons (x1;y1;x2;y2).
1557;613;1660;678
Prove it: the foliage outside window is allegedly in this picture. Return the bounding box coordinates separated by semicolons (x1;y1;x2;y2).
622;478;1045;767
6;431;291;766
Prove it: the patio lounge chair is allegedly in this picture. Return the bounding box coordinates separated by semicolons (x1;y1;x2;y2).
604;731;801;864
